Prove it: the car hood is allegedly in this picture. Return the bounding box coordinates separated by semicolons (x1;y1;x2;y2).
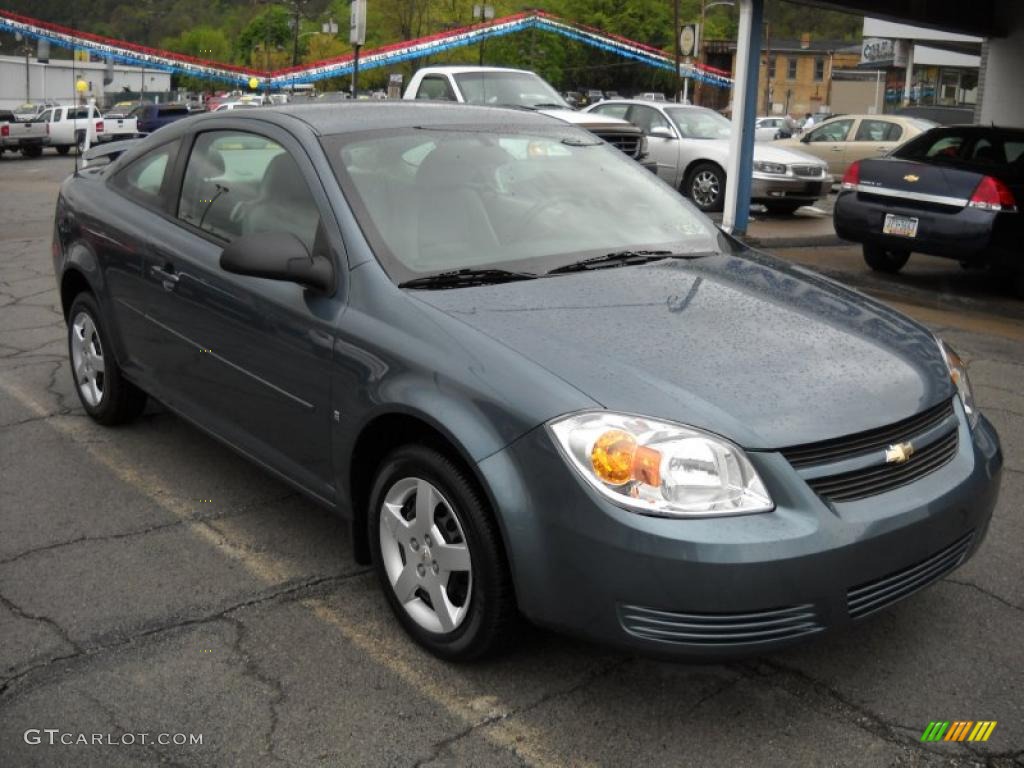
410;251;953;450
540;107;634;128
697;138;826;167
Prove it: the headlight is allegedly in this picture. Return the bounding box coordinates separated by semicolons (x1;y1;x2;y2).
753;160;787;175
937;339;978;428
548;412;773;517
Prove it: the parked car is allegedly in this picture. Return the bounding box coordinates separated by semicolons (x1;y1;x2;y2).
0;110;49;157
834;125;1024;295
105;101;141;119
128;102;192;135
53;102;1001;661
404;67;649;165
586;99;830;213
584;89;604;105
212;102;261;112
636;92;667;102
754;116;792;141
777;114;935;176
39;105;105;154
12;100;61;121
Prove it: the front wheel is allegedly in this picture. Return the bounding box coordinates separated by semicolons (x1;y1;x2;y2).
368;445;517;661
67;293;147;425
863;245;910;274
685;162;726;212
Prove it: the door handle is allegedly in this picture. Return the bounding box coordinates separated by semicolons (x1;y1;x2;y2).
830;147;843;152
150;264;180;291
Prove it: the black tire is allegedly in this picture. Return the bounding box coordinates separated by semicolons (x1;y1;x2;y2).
56;145;71;156
764;201;803;215
863;245;910;274
684;162;726;212
20;145;43;158
368;444;517;661
66;293;147;425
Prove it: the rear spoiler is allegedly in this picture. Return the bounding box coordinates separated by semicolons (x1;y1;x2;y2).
82;138;141;168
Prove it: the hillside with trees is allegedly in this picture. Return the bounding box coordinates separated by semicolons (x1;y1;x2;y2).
0;0;862;93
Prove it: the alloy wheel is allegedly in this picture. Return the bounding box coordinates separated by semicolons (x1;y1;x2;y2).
378;477;473;634
691;170;721;208
70;311;106;407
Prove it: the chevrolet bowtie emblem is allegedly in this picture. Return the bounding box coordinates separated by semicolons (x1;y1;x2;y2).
885;442;915;464
903;174;920;182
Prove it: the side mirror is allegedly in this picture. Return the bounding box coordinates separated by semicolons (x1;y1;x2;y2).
220;232;334;293
801;133;812;143
649;125;674;139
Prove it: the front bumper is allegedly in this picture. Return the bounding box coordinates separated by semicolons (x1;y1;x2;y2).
751;173;831;203
478;405;1002;659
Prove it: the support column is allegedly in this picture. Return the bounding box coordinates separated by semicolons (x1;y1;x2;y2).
721;0;763;235
902;40;914;106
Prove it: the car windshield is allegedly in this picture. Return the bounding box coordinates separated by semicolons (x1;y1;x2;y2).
665;107;732;139
324;127;718;282
453;72;569;109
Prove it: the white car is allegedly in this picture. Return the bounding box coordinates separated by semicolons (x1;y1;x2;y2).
586;99;831;214
754;116;794;142
403;66;649;165
213;102;261;112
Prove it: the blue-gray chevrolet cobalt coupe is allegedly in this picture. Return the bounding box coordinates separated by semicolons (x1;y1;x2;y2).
53;103;1002;660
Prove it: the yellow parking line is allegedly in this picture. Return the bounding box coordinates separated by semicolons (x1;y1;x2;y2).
0;375;581;767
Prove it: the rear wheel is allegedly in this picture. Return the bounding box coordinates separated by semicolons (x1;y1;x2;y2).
368;444;517;661
685;162;726;212
20;145;43;158
863;245;910;274
764;201;803;215
56;145;70;156
67;293;147;425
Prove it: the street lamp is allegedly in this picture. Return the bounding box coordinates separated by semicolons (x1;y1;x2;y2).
473;5;494;66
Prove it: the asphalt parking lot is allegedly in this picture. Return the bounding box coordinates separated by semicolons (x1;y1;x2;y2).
1;150;1022;768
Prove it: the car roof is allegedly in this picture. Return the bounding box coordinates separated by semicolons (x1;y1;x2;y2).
415;65;532;76
158;101;569;139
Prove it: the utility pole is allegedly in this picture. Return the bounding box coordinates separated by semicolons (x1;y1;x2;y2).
473;5;494;66
673;0;681;102
350;0;366;98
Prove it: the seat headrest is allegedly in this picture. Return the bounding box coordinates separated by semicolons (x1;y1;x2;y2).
262;152;308;199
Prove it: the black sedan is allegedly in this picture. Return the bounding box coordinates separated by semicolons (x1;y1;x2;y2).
834;125;1024;296
53;103;1001;661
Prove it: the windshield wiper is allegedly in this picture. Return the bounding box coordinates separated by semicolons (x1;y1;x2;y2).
531;102;569;109
399;268;539;290
547;250;709;274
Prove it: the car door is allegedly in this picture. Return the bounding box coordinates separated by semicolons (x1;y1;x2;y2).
799;118;855;175
626;105;681;185
137;124;344;502
846;118;904;169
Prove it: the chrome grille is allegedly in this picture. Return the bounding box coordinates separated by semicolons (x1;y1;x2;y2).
781;399;954;469
594;131;641;158
618;603;823;646
847;532;974;619
791;164;825;178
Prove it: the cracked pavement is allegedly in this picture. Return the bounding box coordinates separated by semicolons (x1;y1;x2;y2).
1;153;1022;768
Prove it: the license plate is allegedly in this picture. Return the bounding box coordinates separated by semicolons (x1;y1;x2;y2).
883;213;918;238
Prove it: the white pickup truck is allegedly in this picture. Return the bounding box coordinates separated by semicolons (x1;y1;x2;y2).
0;110;49;158
99;114;141;143
403;66;649;166
38;105;105;155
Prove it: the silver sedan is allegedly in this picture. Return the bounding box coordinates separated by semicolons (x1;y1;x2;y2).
585;100;832;214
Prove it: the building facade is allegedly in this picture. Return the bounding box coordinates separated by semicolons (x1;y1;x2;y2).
0;54;171;110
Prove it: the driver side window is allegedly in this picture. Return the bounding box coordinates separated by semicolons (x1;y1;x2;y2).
177;131;321;252
417;76;456;101
628;106;672;136
809;119;853;142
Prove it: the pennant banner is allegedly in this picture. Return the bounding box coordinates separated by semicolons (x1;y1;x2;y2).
0;9;733;90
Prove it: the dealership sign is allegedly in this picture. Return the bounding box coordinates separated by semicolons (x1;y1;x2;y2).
861;37;909;68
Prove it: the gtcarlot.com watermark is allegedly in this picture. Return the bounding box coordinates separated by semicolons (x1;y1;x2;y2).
24;729;203;746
